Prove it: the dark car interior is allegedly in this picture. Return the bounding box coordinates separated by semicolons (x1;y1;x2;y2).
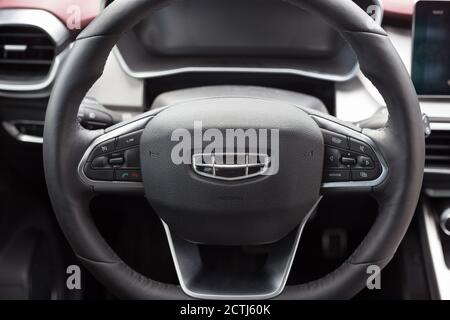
0;0;447;300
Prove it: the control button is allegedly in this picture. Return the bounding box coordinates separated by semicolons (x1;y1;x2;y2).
124;147;140;168
109;157;124;166
84;164;113;181
91;156;110;169
91;139;116;158
324;170;350;182
324;148;341;168
117;131;142;150
115;169;142;182
349;138;376;159
351;169;379;181
338;151;359;168
322;131;348;149
357;156;374;168
340;157;356;166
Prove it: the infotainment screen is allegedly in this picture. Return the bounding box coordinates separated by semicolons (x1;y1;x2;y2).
412;1;450;97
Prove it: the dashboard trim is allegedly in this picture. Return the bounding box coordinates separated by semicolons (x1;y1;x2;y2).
113;46;360;82
2;120;44;144
112;0;383;82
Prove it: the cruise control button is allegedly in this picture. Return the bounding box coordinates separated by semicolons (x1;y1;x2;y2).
84;164;114;181
338;151;359;168
324;148;341;168
117;131;142;150
349;138;376;158
91;138;116;158
324;170;350;182
340;157;356;166
351;169;379;181
322;131;348;149
115;169;142;182
357;156;374;168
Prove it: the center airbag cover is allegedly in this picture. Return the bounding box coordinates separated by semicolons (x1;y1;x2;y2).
140;97;323;245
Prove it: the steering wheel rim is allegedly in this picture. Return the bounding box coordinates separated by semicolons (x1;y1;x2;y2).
43;0;425;299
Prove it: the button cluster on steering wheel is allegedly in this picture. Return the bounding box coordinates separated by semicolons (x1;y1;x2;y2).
83;130;143;182
322;129;382;183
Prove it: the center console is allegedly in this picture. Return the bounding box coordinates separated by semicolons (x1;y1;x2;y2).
410;0;450;300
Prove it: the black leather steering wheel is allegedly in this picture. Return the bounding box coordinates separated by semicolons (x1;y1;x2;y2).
43;0;425;299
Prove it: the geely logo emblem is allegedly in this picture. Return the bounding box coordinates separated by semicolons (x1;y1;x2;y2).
192;153;270;181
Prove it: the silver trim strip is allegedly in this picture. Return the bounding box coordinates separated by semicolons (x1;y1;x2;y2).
421;203;450;300
0;9;71;92
4;44;28;52
430;122;450;131
425;167;450;175
423;188;450;198
113;46;359;82
440;209;450;236
163;197;322;300
2;120;44;144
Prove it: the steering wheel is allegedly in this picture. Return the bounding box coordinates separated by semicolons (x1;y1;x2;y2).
43;0;425;299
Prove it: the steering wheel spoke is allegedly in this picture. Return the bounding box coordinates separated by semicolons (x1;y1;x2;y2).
77;112;157;194
311;115;388;195
163;197;322;299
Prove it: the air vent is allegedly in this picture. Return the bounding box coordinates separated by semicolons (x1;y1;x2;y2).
0;26;56;82
426;130;450;168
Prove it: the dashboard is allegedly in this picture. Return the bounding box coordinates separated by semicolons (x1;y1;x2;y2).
0;0;446;166
113;0;369;81
0;1;446;157
1;0;450;300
